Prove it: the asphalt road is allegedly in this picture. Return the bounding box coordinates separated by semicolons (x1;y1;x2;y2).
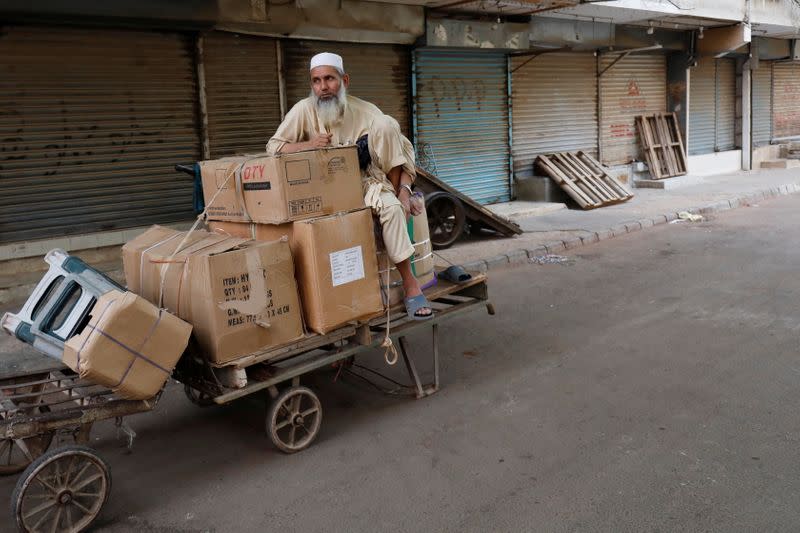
3;193;800;532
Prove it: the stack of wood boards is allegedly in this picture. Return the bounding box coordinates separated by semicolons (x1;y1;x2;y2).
536;151;633;210
635;113;688;180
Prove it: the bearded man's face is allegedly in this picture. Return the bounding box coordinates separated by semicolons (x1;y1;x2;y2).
310;66;349;128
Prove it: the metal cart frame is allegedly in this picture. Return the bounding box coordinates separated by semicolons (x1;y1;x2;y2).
2;274;490;531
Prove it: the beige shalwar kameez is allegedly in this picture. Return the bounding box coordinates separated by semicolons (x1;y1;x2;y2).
267;95;416;264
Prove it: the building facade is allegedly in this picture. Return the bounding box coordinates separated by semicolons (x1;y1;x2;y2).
2;0;799;261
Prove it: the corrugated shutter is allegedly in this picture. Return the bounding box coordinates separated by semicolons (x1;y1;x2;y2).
688;57;716;155
716;58;736;151
283;40;410;135
772;63;800;139
413;49;510;204
511;52;597;179
752;62;772;146
0;26;200;245
599;53;666;165
202;32;281;158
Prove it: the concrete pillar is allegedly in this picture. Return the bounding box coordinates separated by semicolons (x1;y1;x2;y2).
742;62;752;170
667;52;690;150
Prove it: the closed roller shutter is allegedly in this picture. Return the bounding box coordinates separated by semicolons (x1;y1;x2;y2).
0;26;200;244
414;49;510;204
202;32;281;158
752;62;772;146
283;40;411;135
688;57;716;155
772;62;800;139
511;52;598;179
716;58;736;151
688;57;736;154
599;53;667;165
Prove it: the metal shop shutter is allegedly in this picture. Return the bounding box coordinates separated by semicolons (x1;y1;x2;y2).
715;58;736;151
752;62;773;146
0;26;200;244
688;57;716;155
772;62;800;139
413;49;510;204
511;52;598;179
202;32;281;158
688;57;736;155
283;40;411;135
599;53;667;165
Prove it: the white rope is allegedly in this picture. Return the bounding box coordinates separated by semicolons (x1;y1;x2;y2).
380;253;398;366
157;158;257;307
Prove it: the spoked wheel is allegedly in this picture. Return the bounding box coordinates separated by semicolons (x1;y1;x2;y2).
425;191;466;249
12;445;111;533
183;384;215;407
0;406;54;476
266;386;322;454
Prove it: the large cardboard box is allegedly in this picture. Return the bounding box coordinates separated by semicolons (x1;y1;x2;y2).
123;226;304;364
292;208;383;334
376;208;437;306
63;290;192;400
208;220;296;255
198;146;364;224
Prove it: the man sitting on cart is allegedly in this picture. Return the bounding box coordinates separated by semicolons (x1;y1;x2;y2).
267;52;432;321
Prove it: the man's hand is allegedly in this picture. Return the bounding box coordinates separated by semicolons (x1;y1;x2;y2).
307;133;332;149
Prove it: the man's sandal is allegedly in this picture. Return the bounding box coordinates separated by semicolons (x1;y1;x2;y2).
404;294;433;321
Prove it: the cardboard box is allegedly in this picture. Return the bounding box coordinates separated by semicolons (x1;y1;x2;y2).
376;208;437;306
208;220;296;255
198;146;365;224
63;290;192;400
123;226;304;364
292;208;383;334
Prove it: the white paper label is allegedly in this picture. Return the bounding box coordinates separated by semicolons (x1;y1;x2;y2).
329;245;365;287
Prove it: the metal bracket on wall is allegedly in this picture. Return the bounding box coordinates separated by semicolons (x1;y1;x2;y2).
598;44;663;77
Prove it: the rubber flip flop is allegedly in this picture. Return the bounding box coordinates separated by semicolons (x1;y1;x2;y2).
404;294;433;321
438;265;473;284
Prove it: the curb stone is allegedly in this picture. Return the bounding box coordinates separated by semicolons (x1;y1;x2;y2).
468;182;800;275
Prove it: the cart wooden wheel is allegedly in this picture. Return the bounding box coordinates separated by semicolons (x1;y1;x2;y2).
0;406;54;476
12;445;111;533
266;386;322;454
425;191;466;250
184;384;214;407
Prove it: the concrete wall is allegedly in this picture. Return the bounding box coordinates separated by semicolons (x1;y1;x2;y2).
750;0;800;28
753;144;782;168
687;150;743;176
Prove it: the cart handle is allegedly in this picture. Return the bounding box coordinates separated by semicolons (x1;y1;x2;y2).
174;164;196;177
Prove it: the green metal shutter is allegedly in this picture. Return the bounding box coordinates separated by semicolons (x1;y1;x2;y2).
0;26;200;244
599;53;667;165
752;62;772;146
715;58;736;151
202;32;281;158
283;40;411;136
413;49;510;204
511;52;598;179
772;62;800;139
688;57;716;155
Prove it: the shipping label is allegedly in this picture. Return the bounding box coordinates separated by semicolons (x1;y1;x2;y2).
329;245;365;287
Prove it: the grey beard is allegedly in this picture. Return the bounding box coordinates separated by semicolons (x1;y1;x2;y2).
312;85;347;130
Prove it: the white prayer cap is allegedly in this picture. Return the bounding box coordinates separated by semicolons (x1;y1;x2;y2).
310;52;344;73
